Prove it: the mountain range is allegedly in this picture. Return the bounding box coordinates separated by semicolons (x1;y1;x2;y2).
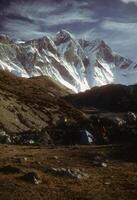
0;30;137;93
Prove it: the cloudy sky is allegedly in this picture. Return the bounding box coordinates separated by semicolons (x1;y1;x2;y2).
0;0;137;61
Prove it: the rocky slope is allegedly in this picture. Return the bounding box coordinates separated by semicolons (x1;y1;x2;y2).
0;70;84;134
0;30;137;93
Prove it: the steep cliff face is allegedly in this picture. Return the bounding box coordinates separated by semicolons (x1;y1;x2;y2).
0;30;137;92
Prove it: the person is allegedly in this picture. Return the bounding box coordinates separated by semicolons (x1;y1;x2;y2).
92;118;109;144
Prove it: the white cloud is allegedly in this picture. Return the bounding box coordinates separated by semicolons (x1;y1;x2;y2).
2;0;96;39
4;1;58;17
4;18;51;40
1;0;137;61
77;19;137;61
101;20;137;32
121;0;137;4
99;19;137;61
45;11;96;26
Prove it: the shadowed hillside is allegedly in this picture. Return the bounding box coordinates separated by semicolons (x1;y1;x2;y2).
65;84;137;112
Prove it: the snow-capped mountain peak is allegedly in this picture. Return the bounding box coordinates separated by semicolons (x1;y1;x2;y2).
54;29;74;45
0;34;12;44
0;30;137;93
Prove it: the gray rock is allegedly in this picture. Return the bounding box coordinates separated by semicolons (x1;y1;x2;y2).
125;112;137;125
92;155;108;167
101;162;108;168
52;156;59;160
113;117;126;127
20;172;42;184
28;140;35;145
48;167;89;180
0;130;11;144
16;157;28;163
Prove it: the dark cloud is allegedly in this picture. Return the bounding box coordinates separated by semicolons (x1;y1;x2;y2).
0;0;137;61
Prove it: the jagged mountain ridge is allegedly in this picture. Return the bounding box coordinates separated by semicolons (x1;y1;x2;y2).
0;30;137;92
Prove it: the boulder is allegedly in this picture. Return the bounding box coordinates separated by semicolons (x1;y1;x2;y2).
92;155;108;167
125;112;137;125
112;117;126;127
47;167;89;180
0;130;11;144
20;172;42;184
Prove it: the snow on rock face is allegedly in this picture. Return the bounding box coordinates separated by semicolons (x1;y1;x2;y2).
79;38;137;87
0;34;12;44
0;30;137;93
54;29;72;45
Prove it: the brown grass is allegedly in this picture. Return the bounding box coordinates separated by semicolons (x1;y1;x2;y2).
0;144;137;200
0;70;85;133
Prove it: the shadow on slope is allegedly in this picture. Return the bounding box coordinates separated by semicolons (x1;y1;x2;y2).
65;84;137;112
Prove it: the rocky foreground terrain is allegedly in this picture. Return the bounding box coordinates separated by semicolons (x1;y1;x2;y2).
0;144;137;200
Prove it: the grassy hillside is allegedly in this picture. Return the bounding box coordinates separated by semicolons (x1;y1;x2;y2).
0;70;85;134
